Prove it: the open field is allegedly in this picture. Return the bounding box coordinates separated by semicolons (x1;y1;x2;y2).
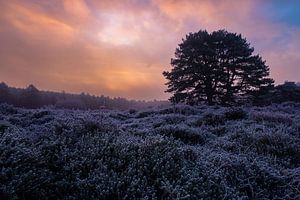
1;103;300;199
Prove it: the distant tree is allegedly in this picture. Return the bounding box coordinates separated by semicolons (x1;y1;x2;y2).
55;98;86;109
0;82;11;103
163;30;274;105
271;81;300;103
20;85;42;108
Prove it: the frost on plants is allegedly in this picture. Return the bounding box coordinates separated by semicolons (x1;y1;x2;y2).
1;103;300;199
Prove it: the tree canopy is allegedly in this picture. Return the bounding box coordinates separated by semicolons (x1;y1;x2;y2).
163;30;274;105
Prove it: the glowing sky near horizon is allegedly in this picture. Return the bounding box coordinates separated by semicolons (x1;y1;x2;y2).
0;0;300;100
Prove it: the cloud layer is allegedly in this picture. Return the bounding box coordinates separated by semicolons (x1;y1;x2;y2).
0;0;299;100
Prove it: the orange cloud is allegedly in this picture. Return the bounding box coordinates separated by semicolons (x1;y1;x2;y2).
3;2;75;44
63;0;90;18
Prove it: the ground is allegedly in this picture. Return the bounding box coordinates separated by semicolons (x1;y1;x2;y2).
1;103;300;199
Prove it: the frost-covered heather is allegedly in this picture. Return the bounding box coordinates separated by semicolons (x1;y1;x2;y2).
1;103;300;199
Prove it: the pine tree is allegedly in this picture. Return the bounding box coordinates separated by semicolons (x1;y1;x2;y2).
163;30;274;105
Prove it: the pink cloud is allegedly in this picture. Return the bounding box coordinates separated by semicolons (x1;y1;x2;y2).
0;0;299;100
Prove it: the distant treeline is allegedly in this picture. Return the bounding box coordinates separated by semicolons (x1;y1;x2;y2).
0;82;299;109
254;81;300;105
0;82;169;110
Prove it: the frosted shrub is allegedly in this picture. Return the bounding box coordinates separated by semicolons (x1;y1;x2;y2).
250;111;293;125
128;109;137;114
202;113;225;126
1;103;300;199
158;105;199;115
153;114;185;128
155;124;209;144
224;108;248;120
254;132;300;166
109;112;131;121
136;110;155;118
0;103;18;115
31;110;52;119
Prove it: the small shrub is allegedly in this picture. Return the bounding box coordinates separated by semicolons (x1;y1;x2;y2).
254;133;300;166
155;125;207;144
128;109;137;114
210;126;227;136
0;103;18;115
0;120;12;133
163;114;185;124
224;108;247;120
229;129;300;166
32;110;52;119
159;105;198;115
192;117;204;127
152;114;185;128
136;111;154;118
110;113;130;120
203;113;225;126
251;112;293;125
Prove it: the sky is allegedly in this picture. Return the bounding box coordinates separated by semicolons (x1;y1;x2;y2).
0;0;299;100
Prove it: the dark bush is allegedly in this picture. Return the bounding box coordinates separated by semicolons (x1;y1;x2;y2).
159;105;198;115
251;112;293;125
203;113;225;126
109;113;130;120
0;120;12;133
0;103;18;115
32;110;52;119
155;125;207;144
128;109;137;114
224;108;247;120
136;110;154;118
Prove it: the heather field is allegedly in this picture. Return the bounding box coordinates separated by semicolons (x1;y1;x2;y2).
1;103;300;199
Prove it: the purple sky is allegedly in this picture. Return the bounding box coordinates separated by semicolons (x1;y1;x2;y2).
0;0;299;100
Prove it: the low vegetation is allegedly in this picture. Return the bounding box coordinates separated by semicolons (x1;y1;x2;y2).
1;103;300;199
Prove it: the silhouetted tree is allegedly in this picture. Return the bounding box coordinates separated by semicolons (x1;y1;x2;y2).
271;81;300;103
163;30;274;105
20;85;42;108
0;82;11;103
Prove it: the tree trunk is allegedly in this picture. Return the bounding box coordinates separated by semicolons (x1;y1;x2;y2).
207;94;213;105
